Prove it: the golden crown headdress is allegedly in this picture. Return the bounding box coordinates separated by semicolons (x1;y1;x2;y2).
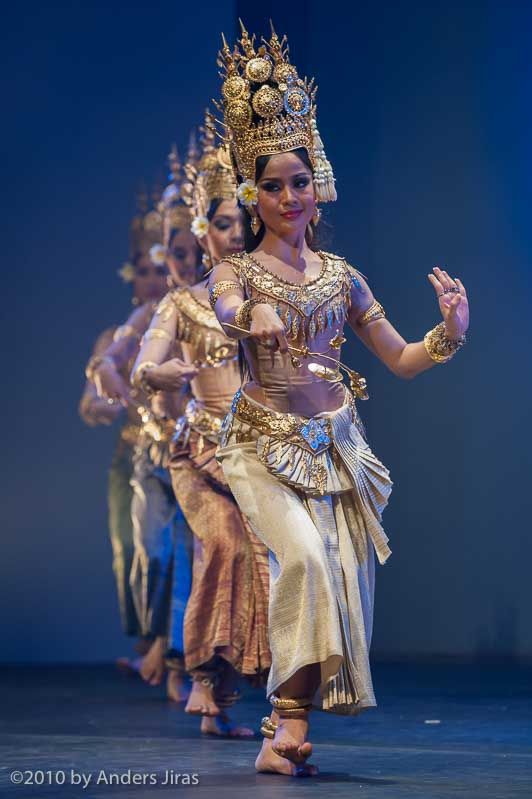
159;142;193;244
118;184;165;282
182;109;237;238
214;20;336;203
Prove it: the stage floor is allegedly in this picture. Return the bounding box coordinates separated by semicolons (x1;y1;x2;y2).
0;662;530;798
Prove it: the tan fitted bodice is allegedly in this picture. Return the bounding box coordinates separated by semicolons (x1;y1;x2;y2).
224;251;356;416
171;288;240;417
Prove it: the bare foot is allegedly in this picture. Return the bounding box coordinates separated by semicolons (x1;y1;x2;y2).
255;737;318;777
201;713;254;738
139;637;166;686
185;679;220;716
166;671;190;703
272;717;315;769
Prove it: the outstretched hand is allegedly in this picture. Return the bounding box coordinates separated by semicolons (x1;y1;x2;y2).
428;266;469;340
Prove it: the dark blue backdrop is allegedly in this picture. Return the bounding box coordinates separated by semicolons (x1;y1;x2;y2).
3;1;531;662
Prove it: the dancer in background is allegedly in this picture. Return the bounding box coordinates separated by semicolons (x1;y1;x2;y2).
209;22;470;775
88;164;200;701
131;113;270;737
79;187;170;665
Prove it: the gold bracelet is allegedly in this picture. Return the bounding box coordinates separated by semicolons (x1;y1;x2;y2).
208;280;241;310
113;324;140;342
234;298;264;330
85;354;114;381
131;360;159;396
423;321;466;364
142;327;173;343
357;300;385;326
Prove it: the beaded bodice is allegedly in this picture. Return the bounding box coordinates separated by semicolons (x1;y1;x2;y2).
222;251;358;415
163;287;239;417
224;250;354;346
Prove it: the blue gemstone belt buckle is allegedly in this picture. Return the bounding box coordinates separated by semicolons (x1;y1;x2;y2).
299;418;331;452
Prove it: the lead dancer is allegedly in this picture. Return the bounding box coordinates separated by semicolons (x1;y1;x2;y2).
210;22;470;776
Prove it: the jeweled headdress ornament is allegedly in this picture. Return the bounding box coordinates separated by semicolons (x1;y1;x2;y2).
182;109;237;239
159;142;193;246
215;20;336;203
118;184;164;283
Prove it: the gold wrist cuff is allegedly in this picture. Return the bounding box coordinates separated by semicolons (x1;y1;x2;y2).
132;360;159;396
234;297;264;330
142;327;173;343
85;354;114;381
424;321;466;364
357;300;385;326
208;280;241;309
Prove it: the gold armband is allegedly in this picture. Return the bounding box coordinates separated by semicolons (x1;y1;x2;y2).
142;327;173;343
234;298;264;330
357;300;385;326
208;280;241;310
423;322;466;364
113;324;141;342
85;354;114;381
131;360;159;396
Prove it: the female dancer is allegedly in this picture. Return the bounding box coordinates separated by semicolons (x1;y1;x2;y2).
89;170;199;700
80;190;170;661
131;114;270;737
209;22;470;775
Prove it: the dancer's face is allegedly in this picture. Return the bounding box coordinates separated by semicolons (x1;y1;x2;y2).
166;229;199;286
256;152;315;242
133;254;168;303
205;199;244;262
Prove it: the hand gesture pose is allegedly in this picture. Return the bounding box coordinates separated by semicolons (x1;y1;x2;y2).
94;361;131;406
146;358;199;392
428;267;469;340
249;303;289;353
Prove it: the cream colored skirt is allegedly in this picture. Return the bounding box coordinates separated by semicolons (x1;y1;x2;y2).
216;389;392;715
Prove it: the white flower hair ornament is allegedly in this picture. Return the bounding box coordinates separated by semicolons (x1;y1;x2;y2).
149;244;167;265
237;180;258;208
118;262;135;283
191;216;209;239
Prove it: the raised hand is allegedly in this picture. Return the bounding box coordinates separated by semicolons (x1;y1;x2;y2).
428;266;469;340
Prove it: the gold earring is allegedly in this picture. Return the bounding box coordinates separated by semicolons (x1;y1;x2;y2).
131;295;140;306
312;206;322;225
250;214;262;236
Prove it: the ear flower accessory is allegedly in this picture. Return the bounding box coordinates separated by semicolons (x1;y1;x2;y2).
118;262;135;283
149;243;167;265
236;179;258;207
191;216;210;238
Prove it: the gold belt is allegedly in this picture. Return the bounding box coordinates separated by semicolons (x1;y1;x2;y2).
229;389;357;455
184;400;223;441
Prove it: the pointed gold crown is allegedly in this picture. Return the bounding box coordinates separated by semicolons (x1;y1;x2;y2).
182;109;237;223
129;182;164;257
215;20;336;202
159;142;193;244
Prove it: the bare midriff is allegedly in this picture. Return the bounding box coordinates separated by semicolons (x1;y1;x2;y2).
242;327;346;417
180;340;240;418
